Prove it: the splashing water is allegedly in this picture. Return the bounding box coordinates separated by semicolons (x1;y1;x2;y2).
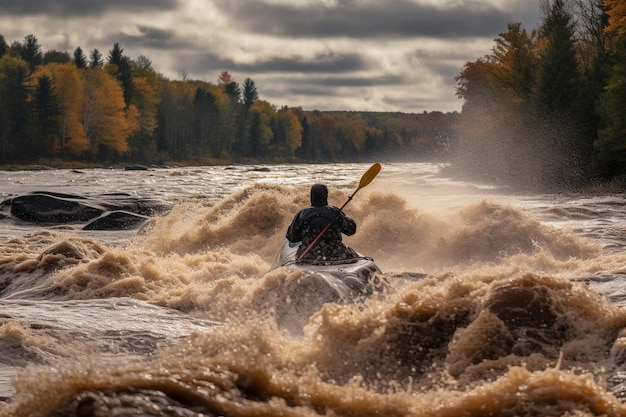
1;163;626;416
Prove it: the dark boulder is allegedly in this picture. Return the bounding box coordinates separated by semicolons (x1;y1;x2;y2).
96;193;170;216
3;191;171;230
11;193;103;223
83;211;151;230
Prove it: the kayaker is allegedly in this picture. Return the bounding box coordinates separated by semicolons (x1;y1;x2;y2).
286;184;358;263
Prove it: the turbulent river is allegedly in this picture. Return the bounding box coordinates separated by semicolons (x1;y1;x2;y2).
1;162;626;416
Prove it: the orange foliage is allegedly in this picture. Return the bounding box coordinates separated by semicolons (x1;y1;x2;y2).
81;68;131;154
606;0;626;38
44;63;88;155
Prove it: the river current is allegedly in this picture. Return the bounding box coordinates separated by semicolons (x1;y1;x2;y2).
1;162;626;416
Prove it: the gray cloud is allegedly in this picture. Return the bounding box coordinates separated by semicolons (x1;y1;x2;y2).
215;0;514;39
0;0;179;17
0;0;543;112
312;74;407;88
107;26;180;50
187;51;370;75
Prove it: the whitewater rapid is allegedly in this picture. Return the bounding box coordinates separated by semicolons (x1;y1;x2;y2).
1;163;626;416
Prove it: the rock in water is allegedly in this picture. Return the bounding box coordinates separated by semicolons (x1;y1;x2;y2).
10;193;103;223
3;191;171;230
83;211;151;230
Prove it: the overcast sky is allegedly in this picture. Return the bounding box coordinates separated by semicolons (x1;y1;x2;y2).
0;0;542;113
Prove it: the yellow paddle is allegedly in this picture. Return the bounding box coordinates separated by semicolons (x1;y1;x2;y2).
297;162;382;262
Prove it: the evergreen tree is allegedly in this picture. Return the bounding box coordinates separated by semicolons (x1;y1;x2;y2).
0;55;30;161
107;42;135;106
490;23;537;103
73;47;88;69
522;0;591;187
32;74;61;157
242;78;258;107
21;34;43;71
89;49;103;68
224;81;241;101
534;0;580;112
0;34;7;57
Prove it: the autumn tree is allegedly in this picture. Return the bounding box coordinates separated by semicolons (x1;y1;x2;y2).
248;100;274;157
270;106;302;159
334;115;366;159
490;23;537;103
0;32;474;166
309;113;339;160
218;70;233;88
453;0;598;188
126;55;161;161
45;63;87;156
81;68;133;158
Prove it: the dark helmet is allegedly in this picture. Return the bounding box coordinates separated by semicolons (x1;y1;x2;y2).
310;184;328;206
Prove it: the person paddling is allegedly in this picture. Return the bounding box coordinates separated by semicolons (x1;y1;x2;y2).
286;184;358;264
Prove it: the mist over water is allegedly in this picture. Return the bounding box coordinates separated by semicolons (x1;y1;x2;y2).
1;163;626;416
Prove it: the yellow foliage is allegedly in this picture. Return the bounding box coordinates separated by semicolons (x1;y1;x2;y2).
81;68;130;154
44;63;88;156
131;76;160;136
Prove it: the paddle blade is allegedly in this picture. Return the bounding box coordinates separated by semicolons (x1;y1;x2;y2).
357;162;382;190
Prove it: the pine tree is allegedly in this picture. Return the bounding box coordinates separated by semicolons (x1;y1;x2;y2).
0;34;7;57
534;0;579;112
73;47;88;69
242;78;258;107
107;43;135;107
89;49;103;68
21;34;43;71
32;74;61;157
0;55;30;161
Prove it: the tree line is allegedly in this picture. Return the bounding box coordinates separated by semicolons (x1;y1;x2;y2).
0;34;456;167
4;0;622;191
452;0;626;189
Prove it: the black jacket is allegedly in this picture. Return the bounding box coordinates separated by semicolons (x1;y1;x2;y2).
286;204;356;249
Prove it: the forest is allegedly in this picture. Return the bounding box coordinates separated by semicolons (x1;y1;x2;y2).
0;36;456;168
0;0;624;192
453;0;626;189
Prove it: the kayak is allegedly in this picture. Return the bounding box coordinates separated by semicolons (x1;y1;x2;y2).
272;239;385;300
270;239;386;334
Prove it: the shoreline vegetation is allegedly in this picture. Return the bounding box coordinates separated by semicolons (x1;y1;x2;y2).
0;0;624;192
